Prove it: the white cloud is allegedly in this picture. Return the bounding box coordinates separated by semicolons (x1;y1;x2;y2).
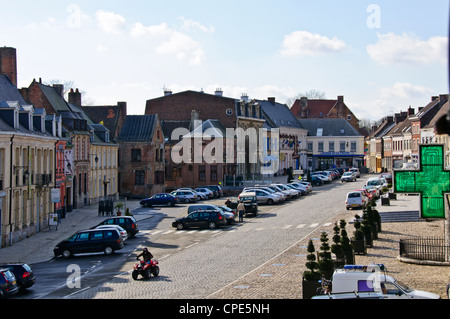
367;32;448;65
280;31;347;56
95;10;127;35
379;82;434;100
179;17;215;33
130;22;172;38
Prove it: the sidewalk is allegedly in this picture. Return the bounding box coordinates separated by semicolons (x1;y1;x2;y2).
0;199;145;265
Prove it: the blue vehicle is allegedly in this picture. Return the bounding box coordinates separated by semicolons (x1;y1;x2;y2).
140;193;177;207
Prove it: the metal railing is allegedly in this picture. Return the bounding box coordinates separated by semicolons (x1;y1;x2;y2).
400;237;450;262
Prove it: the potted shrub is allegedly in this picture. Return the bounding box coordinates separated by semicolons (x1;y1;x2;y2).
339;220;354;264
302;239;322;299
125;207;133;216
352;215;366;255
318;232;334;280
361;212;373;247
331;222;344;268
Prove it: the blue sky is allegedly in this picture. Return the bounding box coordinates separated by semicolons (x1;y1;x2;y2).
0;0;448;120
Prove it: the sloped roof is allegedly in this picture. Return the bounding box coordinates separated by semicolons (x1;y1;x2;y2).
424;101;449;129
36;82;71;112
258;99;304;129
0;74;28;105
297;118;362;137
183;119;227;138
118;114;158;142
290;99;337;118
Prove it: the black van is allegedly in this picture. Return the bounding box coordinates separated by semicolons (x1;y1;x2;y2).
54;229;124;258
94;216;139;238
172;210;227;230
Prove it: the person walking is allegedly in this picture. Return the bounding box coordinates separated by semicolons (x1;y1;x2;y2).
237;201;245;222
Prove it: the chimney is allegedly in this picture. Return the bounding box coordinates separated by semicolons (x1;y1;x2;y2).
215;88;223;96
164;89;172;96
268;97;275;104
337;95;344;104
53;84;64;97
68;88;82;106
408;106;414;116
0;47;17;87
241;93;248;103
300;97;308;118
439;94;448;104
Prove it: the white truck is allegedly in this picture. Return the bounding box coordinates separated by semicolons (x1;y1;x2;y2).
325;264;440;299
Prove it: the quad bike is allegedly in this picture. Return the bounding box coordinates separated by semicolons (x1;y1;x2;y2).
132;258;159;280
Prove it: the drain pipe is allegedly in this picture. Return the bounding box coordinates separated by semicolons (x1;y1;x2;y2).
9;135;14;246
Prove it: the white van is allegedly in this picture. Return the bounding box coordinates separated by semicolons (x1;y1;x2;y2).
345;191;367;210
330;264;440;299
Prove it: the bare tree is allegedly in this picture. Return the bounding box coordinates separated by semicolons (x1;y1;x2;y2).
45;79;96;105
286;89;326;107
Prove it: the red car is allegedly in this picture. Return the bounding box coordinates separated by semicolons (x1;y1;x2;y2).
356;188;374;201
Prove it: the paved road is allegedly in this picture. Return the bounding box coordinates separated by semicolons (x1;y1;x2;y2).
19;176;371;299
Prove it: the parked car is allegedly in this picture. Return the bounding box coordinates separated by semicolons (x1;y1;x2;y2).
188;204;235;224
0;263;35;292
95;224;128;241
310;176;324;186
291;181;312;192
195;187;214;199
170;190;198;203
272;183;300;198
94;216;139;238
341;171;356;182
349;167;360;178
53;228;124;258
172;210;227;230
177;188;203;200
140;193;177;207
364;177;383;198
286;183;307;195
311;173;330;183
345;191;368;210
355;188;374;202
238;192;258;216
259;185;288;200
203;185;223;198
0;268;18;298
380;172;393;185
243;187;281;204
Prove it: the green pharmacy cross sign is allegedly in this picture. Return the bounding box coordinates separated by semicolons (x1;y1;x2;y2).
394;145;450;219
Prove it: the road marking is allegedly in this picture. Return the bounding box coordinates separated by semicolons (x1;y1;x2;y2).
282;225;293;229
162;230;175;235
323;222;332;227
296;224;306;228
151;230;163;235
309;223;319;228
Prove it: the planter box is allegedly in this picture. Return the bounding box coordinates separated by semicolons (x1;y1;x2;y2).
302;279;322;299
388;192;397;200
381;197;390;206
352;239;367;255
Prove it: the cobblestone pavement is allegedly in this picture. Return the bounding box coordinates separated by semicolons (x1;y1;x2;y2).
208;194;450;299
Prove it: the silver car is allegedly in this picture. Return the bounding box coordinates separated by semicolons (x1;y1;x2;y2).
244;188;280;204
171;190;198;203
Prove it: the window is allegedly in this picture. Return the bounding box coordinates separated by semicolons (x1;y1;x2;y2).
211;165;217;181
340;142;346;152
131;149;141;162
347;114;352;121
76;232;89;241
154;171;164;184
91;231;104;240
351;142;357;152
199;165;206;181
318;142;324;152
307;142;313;152
135;170;145;185
329;142;335;152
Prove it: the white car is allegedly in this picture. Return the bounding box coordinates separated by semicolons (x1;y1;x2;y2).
341;172;356;182
311;173;330;183
272;184;300;198
345;191;368;210
95;224;128;241
195;187;214;199
292;181;312;192
348;167;360;178
244;187;284;202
